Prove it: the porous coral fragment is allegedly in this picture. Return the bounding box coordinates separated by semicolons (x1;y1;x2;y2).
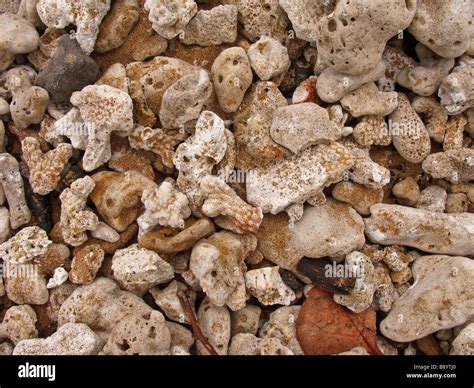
22;137;73;195
59;176;99;247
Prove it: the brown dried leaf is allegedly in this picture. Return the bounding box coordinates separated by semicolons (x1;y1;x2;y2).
296;288;380;355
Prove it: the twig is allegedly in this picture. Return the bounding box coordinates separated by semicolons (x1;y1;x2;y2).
177;290;218;355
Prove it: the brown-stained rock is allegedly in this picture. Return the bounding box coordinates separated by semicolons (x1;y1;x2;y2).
138;217;215;254
296;288;378;355
73;222;139;256
69;245;105;285
95;0;140;54
90;170;158;232
37;243;70;278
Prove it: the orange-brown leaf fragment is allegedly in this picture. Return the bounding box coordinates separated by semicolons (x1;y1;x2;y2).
296;288;378;355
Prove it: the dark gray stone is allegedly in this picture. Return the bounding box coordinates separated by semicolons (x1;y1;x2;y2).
36;35;100;105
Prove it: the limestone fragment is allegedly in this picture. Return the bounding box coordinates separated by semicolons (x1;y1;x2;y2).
101;311;171;355
415;185;447;213
150;280;196;324
450;324;474;355
58;277;152;337
316;60;386;103
233;81;287;167
422;149;474;183
190;232;247;311
70;85;134;171
380;255;474;342
270;103;343;154
392;177;420;206
446;193;469;214
245;266;295;306
46;267;68;289
334;252;376;313
37;0;111;54
412;96;448;143
181;5;237;46
259;305;303;355
352;116;391;147
397;44;454;96
332;182;383;216
246;147;328;214
340;82;398;117
379;46;416;92
59;176;99;247
13;323;100;355
0;305;37;344
69;244;105;285
95;0;140;53
129;125;186;170
173;110;227;209
0;226;51;264
0;207;10;244
5;68;49;130
247;36;290;81
138;181;191;234
316;0;415;75
200;176;262;234
145;0;197;40
346;145;390;189
389;93;431;163
21;137;73;195
230;305;261;336
365;204;474;256
211;47;253;113
443;115;467;151
279;0;328;43
408;0;472;58
126;56;199;122
228;0;289;42
438;59;474;115
90;170;158;232
159;70;212;130
196;298;231;355
111;244;174;295
0;13;39;71
138;217;214;254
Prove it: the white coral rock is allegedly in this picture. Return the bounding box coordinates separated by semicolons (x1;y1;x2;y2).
137;180;191;233
244;266;295;306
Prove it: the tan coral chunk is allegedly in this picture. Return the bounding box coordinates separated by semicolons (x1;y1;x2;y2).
59;176;99;247
365;204;474;256
69;244;105;285
180;5;237;46
22;137;72;195
397;44;454;96
190;231;247;311
0;154;28;228
269;103;343;154
37;0;111;54
340;82;398;117
211;47;253;113
422;149;474;183
200;176;262;234
0;305;37;345
138;180;191;233
408;0;472;58
389;93;431;163
70;85;134;172
412;96;448;143
90;170;158;232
